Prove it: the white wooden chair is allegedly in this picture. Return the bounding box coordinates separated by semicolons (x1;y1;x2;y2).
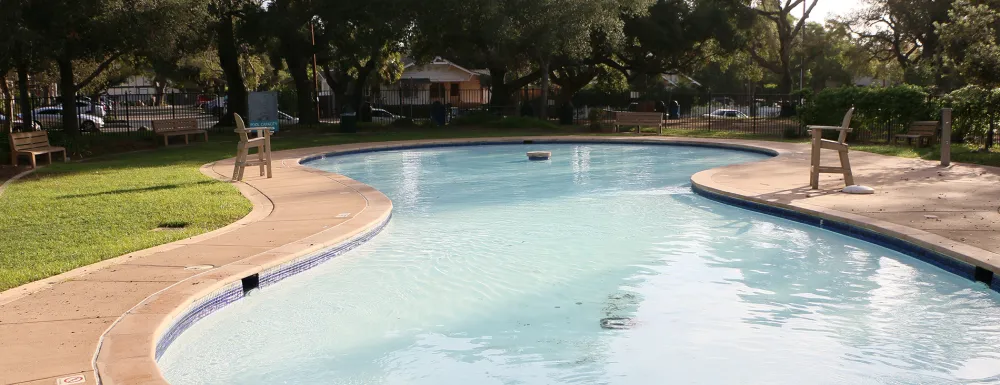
232;113;273;181
808;107;855;189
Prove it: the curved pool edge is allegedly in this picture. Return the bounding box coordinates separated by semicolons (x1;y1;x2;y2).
93;135;1000;385
93;152;394;385
690;169;1000;291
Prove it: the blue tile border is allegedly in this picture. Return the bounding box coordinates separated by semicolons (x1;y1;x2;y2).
154;213;391;361
689;183;993;291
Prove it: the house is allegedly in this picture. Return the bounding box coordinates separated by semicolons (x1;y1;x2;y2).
106;76;180;96
378;57;491;106
661;73;702;89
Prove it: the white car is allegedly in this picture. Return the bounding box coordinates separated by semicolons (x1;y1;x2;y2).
371;108;403;124
278;111;298;125
703;109;749;119
32;106;106;132
0;115;42;131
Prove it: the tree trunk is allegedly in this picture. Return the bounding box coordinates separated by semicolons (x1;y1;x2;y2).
217;11;248;126
56;56;80;136
539;61;550;121
286;51;318;125
1;74;12;132
17;64;33;132
488;67;510;110
153;75;168;106
350;62;375;122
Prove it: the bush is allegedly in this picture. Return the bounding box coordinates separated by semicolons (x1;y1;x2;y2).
782;126;803;140
450;111;503;126
799;85;937;142
390;118;417;127
940;85;1000;145
481;117;560;129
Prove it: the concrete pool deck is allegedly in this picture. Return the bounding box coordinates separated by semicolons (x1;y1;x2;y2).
0;136;998;384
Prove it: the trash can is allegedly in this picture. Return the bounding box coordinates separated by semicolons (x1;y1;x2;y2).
340;112;357;133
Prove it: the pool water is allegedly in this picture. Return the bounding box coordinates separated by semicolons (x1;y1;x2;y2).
159;144;1000;384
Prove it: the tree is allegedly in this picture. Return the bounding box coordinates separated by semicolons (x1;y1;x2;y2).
13;0;181;135
939;0;1000;148
845;0;955;87
606;0;754;89
251;0;321;125
208;0;255;126
746;0;820;94
316;0;411;118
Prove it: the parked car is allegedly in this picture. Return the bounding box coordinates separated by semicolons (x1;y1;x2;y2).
203;97;227;115
371;108;404;124
73;97;107;117
0;114;42;131
32;106;105;132
702;109;749;119
278;111;298;125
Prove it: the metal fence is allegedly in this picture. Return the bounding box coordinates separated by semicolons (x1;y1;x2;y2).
4;88;998;164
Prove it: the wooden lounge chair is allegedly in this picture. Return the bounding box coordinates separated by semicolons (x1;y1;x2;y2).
808;108;855;189
231;113;273;181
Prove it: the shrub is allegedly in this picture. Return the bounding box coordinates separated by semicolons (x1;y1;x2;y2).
481;117;559;129
390;118;417;127
450;111;503;126
940;85;1000;145
799;85;937;142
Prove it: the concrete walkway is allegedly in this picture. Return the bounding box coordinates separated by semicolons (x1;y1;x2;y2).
1;136;998;385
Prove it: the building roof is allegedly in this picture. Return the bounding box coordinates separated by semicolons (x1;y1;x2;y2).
402;57;480;82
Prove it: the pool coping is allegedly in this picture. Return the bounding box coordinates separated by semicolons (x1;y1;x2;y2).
5;135;992;385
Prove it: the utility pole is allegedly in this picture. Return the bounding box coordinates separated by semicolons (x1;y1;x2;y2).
800;0;805;95
310;21;321;123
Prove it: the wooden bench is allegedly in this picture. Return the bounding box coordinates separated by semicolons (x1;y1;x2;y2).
9;131;67;168
894;121;939;147
614;112;663;134
152;118;207;146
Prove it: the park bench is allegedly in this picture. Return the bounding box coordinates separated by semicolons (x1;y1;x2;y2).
152;118;207;146
9;131;67;168
614;111;663;134
894;121;940;147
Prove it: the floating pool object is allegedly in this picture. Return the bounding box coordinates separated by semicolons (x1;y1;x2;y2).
600;317;634;330
843;185;875;195
527;151;551;161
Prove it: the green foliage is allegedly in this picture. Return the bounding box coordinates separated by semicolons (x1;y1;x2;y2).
940;85;1000;143
800;85;936;131
450;111;505;126
938;0;1000;87
481;117;560;129
391;118;418;127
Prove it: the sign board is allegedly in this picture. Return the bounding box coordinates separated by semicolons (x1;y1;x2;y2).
248;91;279;132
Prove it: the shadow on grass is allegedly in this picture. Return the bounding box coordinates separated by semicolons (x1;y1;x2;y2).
58;180;216;199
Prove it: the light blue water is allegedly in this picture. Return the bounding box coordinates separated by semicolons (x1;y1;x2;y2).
159;144;1000;384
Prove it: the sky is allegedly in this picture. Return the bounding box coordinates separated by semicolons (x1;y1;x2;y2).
810;0;865;21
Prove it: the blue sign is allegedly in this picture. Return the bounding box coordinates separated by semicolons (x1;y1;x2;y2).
248;91;279;132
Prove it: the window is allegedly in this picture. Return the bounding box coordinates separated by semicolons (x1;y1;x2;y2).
450;83;460;97
430;83;445;98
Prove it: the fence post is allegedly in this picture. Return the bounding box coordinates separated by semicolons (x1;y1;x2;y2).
941;108;952;167
171;91;176;120
707;91;712;131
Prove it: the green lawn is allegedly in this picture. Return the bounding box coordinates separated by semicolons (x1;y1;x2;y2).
852;143;1000;167
0;126;582;290
2;125;997;291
